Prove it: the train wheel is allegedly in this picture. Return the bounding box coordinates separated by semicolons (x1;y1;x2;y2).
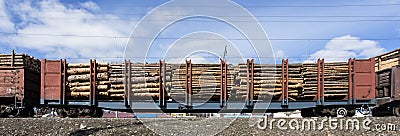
301;108;315;117
346;109;356;117
372;107;391;117
392;106;400;117
23;108;35;117
89;108;97;117
92;108;103;118
67;109;79;118
372;108;383;117
29;108;34;117
313;108;324;117
57;108;67;117
8;108;20;118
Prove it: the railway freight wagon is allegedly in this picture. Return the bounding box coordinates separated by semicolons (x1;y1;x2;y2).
0;50;40;117
373;49;400;116
40;58;377;117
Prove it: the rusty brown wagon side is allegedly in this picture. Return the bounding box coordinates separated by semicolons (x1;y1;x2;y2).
0;50;40;117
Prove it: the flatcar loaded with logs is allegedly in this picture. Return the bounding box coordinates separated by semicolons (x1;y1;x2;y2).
1;49;400;117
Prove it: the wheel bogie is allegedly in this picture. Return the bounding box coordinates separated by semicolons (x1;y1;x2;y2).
392;106;400;117
301;106;360;117
372;102;400;117
38;107;104;118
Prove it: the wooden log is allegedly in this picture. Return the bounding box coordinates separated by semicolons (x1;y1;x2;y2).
69;85;108;92
302;90;348;94
132;77;159;83
68;63;108;68
67;73;109;82
68;81;110;87
107;89;124;94
232;86;282;91
132;88;160;93
67;67;109;75
132;93;159;97
110;94;124;97
109;77;169;83
378;49;399;59
68;82;90;87
70;92;108;97
132;83;159;88
241;79;303;84
234;91;282;95
303;94;347;97
255;84;303;88
110;84;124;89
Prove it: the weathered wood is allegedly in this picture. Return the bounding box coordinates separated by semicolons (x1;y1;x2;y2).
132;77;159;83
132;93;159;97
68;82;90;87
107;89;124;93
68;63;108;68
67;73;109;82
67;67;109;75
132;83;159;88
70;92;108;97
0;53;40;73
69;85;108;92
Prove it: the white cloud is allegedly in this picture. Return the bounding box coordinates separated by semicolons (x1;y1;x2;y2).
2;0;134;59
166;55;214;64
305;35;385;62
0;2;14;33
80;1;100;11
275;50;284;58
159;32;246;64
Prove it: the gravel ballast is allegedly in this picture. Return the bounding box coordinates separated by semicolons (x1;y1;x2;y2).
0;117;399;136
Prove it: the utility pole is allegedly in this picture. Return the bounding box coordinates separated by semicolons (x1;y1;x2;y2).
223;45;227;61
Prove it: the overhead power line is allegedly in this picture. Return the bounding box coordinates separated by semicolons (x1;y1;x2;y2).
2;8;400;17
2;1;400;8
3;14;400;18
1;31;400;41
1;15;400;22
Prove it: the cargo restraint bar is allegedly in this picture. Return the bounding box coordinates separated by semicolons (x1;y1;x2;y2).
124;60;132;107
315;58;325;105
159;60;167;108
89;59;98;106
348;58;355;104
280;59;289;107
185;59;193;108
220;59;227;107
61;59;67;105
246;59;254;108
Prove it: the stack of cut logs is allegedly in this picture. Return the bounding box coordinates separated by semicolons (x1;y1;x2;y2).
108;63;125;98
233;64;303;100
375;48;399;71
0;51;40;73
132;63;171;99
170;64;234;101
301;62;349;99
108;63;172;100
62;60;358;101
66;63;109;98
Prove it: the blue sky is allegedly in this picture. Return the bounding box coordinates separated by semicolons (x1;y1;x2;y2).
0;0;399;63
